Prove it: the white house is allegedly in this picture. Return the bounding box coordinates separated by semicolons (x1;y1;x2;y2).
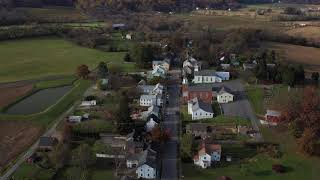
192;70;230;84
138;83;164;95
188;98;214;120
145;114;160;132
135;149;157;179
68;116;82;123
194;143;222;169
152;59;170;71
140;94;162;107
125;34;132;40
216;87;234;103
150;65;166;78
80;100;97;107
182;57;201;76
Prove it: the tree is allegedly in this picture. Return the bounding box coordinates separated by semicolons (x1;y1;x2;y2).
50;142;70;169
283;67;295;87
97;62;108;78
76;144;96;169
124;53;131;62
76;64;90;79
117;93;133;134
130;43;155;68
298;128;318;155
311;72;319;83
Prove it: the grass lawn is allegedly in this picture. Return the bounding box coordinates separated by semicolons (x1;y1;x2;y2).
0;37;136;82
91;169;116;180
182;126;320;180
181;105;249;126
246;85;265;115
35;76;77;89
13;162;55;180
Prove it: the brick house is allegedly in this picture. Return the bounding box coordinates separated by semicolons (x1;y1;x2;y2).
182;84;213;104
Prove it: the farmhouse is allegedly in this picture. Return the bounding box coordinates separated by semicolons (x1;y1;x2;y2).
135;148;158;179
140;94;162;107
188;98;214;120
68;115;82;123
193;143;222;169
182;84;213;104
263;110;282;126
216;87;234;103
192;70;230;84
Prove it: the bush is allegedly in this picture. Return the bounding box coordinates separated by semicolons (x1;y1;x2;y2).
272;164;286;173
85;95;97;101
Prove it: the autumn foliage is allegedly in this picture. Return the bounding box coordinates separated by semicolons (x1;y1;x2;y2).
76;64;90;79
280;86;320;155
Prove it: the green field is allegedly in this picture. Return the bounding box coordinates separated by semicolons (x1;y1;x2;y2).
183;127;320;180
246;85;265;115
0;37;135;82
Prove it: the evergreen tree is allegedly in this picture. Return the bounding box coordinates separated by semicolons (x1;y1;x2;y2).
97;62;108;78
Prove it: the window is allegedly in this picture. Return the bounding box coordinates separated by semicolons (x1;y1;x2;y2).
148;174;150;177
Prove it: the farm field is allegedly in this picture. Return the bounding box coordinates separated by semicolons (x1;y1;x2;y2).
0;37;134;82
0;121;43;170
263;42;320;74
17;6;88;22
0;84;34;108
285;26;320;41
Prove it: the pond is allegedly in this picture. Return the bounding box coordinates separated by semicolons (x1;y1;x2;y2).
6;85;73;115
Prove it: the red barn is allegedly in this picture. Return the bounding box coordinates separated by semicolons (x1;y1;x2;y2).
182;85;213;104
264;110;281;125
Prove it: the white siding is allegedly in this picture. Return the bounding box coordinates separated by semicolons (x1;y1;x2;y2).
136;164;156;179
217;93;234;103
192;109;214;120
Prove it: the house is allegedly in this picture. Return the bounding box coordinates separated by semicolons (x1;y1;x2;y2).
100;132;135;151
182;84;213;103
150;65;166;78
135;148;158;179
193;143;222;168
68;115;82;123
141;105;160;119
182;57;201;76
38;136;58;151
188;98;214;120
145;114;160;132
186;123;214;139
125;33;132;40
112;23;126;30
263;110;281;125
192;70;230;84
80;100;97;107
243;63;257;71
221;64;231;70
140;94;162;107
152;59;170;71
216;87;234;103
138;83;164;95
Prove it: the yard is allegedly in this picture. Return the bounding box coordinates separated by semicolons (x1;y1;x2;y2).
0;37;135;82
246;85;265;115
182;127;320;180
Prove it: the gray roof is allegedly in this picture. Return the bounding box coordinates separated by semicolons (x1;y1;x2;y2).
39;137;57;147
129;148;157;168
188;84;213;92
266;110;281;117
217;86;233;95
190;98;213;113
194;70;216;76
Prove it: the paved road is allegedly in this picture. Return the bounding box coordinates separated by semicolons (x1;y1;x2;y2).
160;70;180;180
211;80;263;142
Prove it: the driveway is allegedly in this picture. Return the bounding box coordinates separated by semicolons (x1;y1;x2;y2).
211;80;263;141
